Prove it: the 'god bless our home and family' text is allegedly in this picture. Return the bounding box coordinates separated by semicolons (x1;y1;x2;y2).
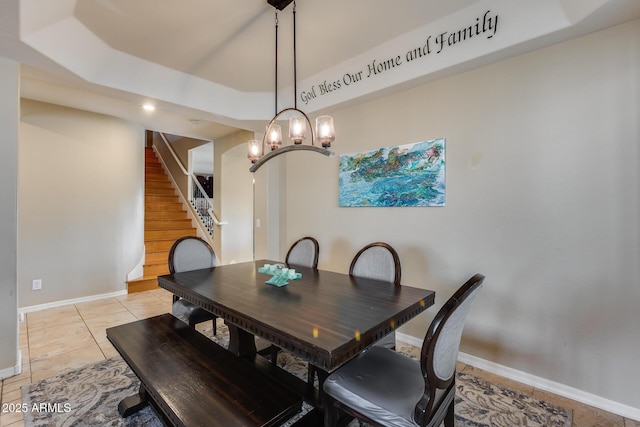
300;10;499;105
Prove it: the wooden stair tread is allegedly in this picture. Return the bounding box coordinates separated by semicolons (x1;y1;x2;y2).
129;274;166;282
146;219;193;227
145;194;180;199
145;189;177;196
145;213;188;221
145;230;197;242
145;182;173;189
145;206;184;212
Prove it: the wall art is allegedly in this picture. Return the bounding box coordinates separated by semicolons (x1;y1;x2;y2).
339;138;445;207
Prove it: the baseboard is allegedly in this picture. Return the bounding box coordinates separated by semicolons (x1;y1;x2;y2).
0;350;22;380
396;332;640;421
19;290;128;315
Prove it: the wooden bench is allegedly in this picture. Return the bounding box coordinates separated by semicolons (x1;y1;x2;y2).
106;314;302;427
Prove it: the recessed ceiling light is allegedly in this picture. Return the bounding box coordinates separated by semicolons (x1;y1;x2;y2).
143;103;155;112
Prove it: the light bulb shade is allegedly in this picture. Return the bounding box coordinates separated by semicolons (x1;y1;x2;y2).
247;139;263;163
289;116;307;144
267;123;283;150
315;115;335;148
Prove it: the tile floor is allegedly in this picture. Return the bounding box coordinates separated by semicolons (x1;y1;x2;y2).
0;288;638;427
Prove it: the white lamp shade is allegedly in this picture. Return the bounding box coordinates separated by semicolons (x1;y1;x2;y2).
247;139;263;162
315;115;335;147
267;123;283;150
289;116;307;144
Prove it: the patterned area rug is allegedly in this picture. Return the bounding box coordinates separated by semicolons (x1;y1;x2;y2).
21;323;572;427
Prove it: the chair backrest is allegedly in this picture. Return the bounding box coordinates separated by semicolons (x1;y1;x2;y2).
285;237;319;268
168;236;218;274
349;242;401;285
414;273;484;425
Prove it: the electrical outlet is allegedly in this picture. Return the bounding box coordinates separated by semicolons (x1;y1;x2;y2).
32;279;42;291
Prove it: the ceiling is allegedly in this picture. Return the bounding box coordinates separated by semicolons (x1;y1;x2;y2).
2;0;640;141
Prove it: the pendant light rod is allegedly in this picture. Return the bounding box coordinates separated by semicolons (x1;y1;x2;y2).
274;9;279;116
293;1;297;110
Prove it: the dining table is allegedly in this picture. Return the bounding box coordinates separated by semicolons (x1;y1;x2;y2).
157;259;435;418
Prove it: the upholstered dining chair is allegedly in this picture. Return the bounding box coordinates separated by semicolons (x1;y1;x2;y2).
309;242;401;386
350;242;401;349
349;242;401;286
169;236;219;334
323;273;485;427
285;236;319;269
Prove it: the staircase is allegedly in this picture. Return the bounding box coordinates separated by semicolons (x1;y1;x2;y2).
126;148;197;293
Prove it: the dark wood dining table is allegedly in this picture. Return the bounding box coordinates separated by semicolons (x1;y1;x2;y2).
158;259;435;417
159;259;434;371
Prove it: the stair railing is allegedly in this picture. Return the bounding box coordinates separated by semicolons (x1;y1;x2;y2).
155;133;225;238
190;175;225;236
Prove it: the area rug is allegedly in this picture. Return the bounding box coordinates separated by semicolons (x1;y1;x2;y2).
22;324;572;427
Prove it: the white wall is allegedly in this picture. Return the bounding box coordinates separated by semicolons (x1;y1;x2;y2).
19;100;145;307
0;57;19;377
281;20;640;408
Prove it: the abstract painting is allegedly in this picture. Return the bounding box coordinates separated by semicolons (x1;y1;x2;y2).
339;138;445;207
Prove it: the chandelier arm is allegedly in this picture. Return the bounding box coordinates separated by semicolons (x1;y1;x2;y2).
262;107;316;146
250;145;335;173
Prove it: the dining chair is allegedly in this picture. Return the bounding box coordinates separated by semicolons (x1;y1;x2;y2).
309;242;401;386
350;242;401;349
349;241;401;286
285;236;319;269
323;273;485;427
169;236;219;334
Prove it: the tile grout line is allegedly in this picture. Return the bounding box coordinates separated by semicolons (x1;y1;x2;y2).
78;297;139;359
74;303;110;362
25;313;33;390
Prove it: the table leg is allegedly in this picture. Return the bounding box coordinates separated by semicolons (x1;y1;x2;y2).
226;322;257;358
117;383;149;417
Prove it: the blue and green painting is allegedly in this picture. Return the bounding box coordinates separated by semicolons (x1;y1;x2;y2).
339;138;445;207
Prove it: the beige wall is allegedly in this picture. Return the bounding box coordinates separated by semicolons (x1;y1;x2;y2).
253;155;286;261
279;20;640;407
213;130;255;264
0;58;19;376
213;129;287;264
18;100;145;307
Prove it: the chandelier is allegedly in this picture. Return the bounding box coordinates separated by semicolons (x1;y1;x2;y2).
248;0;335;172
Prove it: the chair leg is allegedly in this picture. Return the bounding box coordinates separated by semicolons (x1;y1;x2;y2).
323;396;339;427
212;317;217;336
444;400;455;427
307;365;316;385
270;345;280;366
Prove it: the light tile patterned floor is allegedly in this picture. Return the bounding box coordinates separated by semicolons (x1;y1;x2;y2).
0;288;638;427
